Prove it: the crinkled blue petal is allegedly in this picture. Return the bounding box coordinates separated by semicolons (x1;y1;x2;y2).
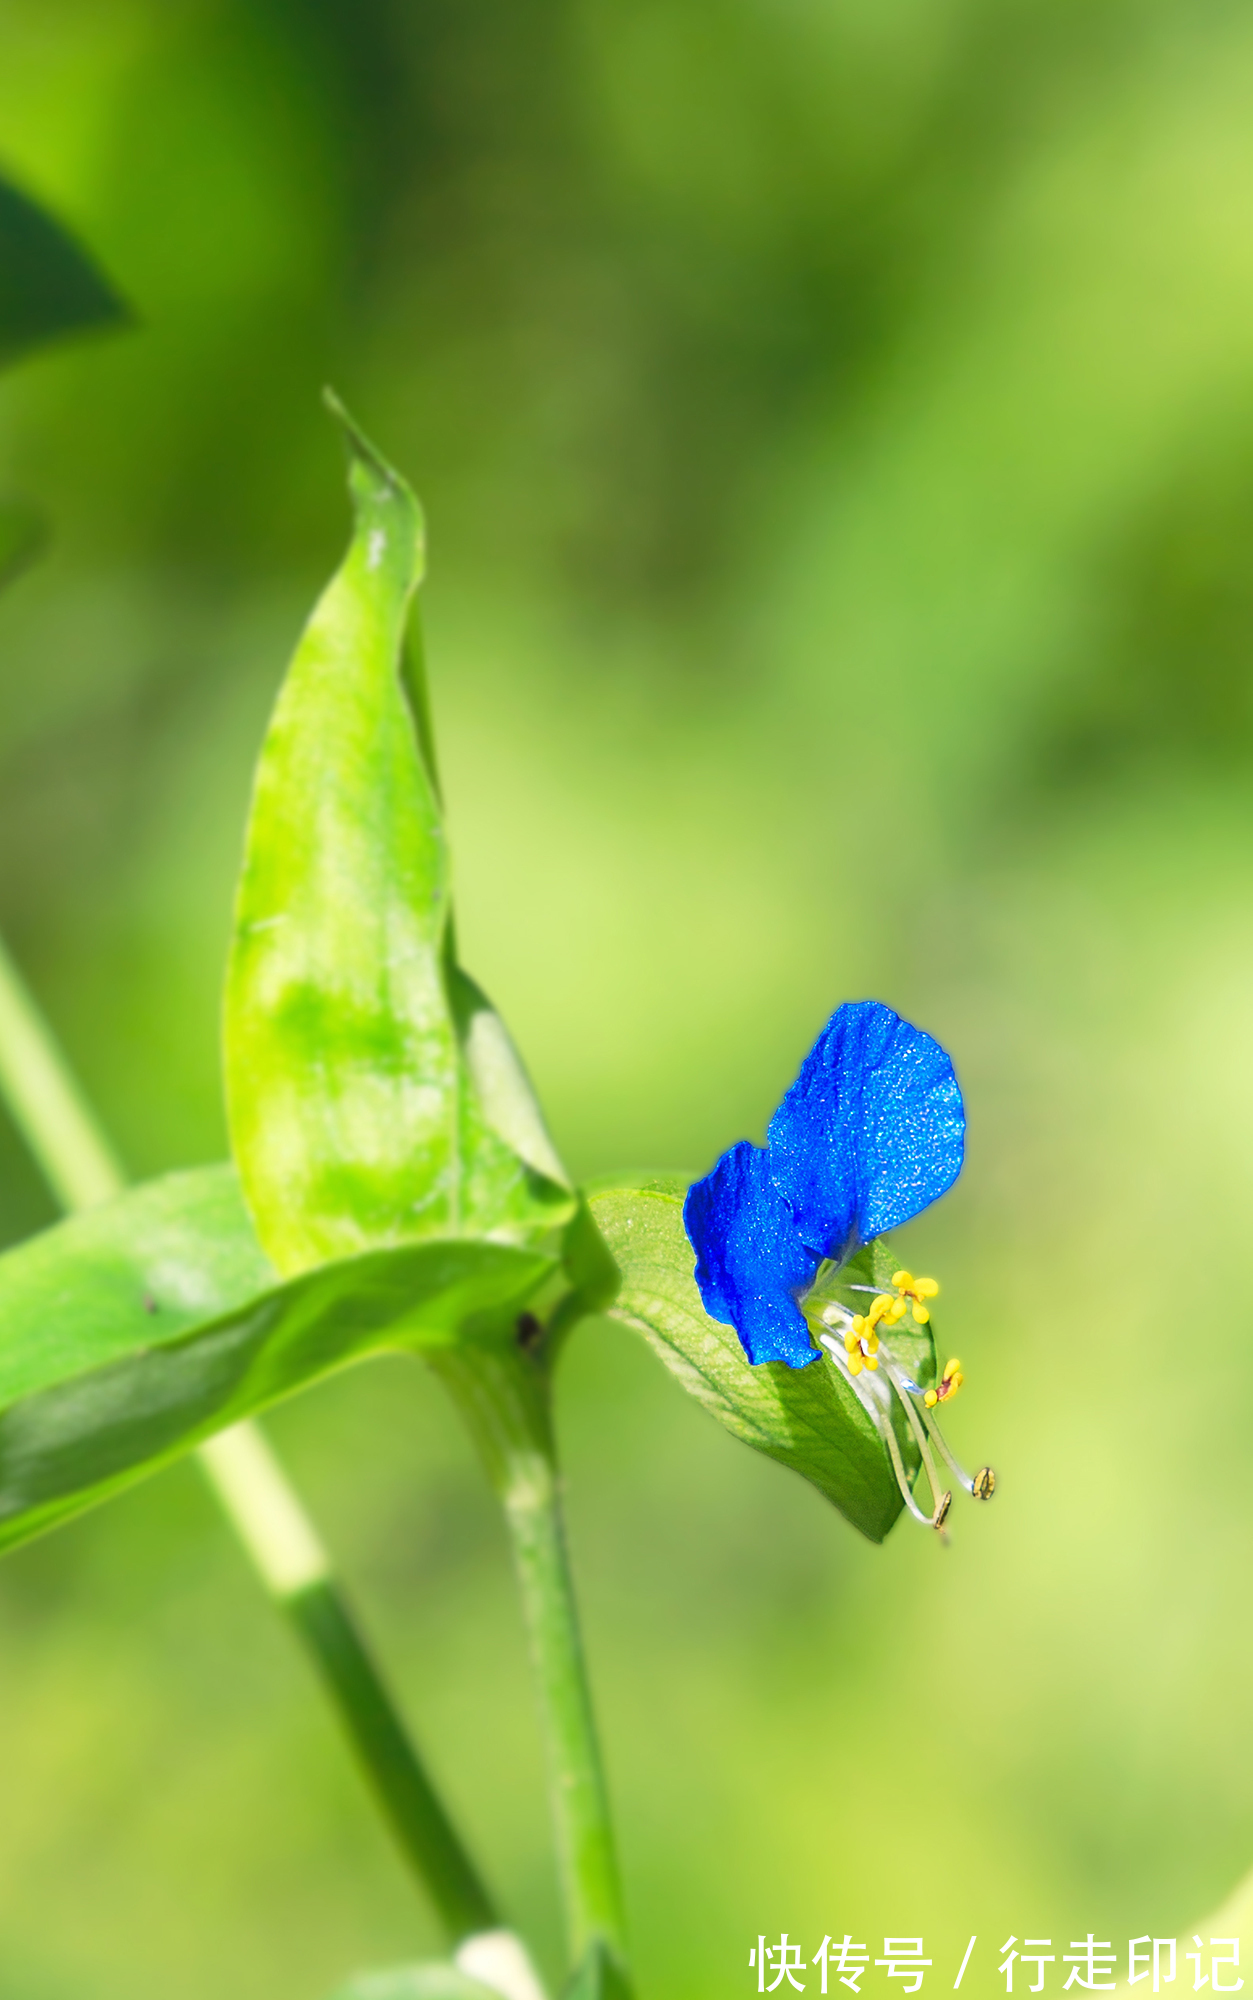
683;1140;819;1368
765;1000;965;1260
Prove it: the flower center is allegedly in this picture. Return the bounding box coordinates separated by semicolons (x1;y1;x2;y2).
809;1264;994;1538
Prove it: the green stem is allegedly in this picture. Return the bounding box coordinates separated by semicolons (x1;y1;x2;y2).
199;1421;497;1941
432;1343;629;1980
285;1579;496;1938
0;930;500;1945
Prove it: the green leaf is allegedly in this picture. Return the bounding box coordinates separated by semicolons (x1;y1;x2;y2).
561;1940;633;2000
0;174;127;369
224;395;570;1276
327;1965;498;2000
0;498;46;590
589;1183;929;1543
0;1165;555;1555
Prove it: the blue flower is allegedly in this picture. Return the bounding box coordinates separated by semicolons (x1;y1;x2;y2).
685;1000;964;1368
684;1001;992;1532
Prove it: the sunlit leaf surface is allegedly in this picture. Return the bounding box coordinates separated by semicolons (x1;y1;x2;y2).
225;402;570;1275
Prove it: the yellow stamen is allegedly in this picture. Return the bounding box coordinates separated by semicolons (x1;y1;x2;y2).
892;1270;941;1323
936;1358;963;1402
923;1388;938;1408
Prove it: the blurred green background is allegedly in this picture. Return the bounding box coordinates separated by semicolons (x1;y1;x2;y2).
1;1;1252;1995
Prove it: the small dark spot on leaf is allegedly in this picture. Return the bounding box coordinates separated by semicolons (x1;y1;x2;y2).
515;1311;542;1351
143;1294;158;1314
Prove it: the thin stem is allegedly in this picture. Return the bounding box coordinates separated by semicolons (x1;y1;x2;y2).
0;932;124;1209
432;1344;629;1981
0;932;500;1944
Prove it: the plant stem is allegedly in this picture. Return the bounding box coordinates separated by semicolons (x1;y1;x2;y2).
432;1343;629;1981
199;1422;498;1941
0;931;499;1944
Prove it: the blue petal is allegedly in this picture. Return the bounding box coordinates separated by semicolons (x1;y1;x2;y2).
765;1000;965;1259
683;1141;820;1368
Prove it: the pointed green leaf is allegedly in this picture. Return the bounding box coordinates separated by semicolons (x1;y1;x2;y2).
0;175;127;370
327;1966;498;2000
225;398;570;1276
0;1165;555;1555
589;1183;929;1543
0;498;46;590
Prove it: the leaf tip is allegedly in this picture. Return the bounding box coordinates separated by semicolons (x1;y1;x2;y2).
322;385;426;579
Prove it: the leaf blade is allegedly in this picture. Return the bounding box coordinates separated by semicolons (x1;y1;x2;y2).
225;402;459;1272
0;1165;554;1555
225;401;571;1274
590;1183;914;1542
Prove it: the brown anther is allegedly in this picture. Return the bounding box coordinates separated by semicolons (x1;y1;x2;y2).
932;1490;953;1530
972;1466;996;1500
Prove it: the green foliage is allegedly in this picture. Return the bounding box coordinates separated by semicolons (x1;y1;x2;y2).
327;1966;498;2000
0;172;126;370
563;1940;633;2000
0;498;44;591
224;398;571;1276
3;5;1253;1991
590;1183;927;1543
0;1164;555;1555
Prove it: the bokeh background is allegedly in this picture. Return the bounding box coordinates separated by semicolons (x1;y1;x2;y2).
1;1;1253;1995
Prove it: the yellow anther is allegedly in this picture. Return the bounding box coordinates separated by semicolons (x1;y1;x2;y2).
892;1269;940;1324
843;1314;882;1374
924;1357;964;1408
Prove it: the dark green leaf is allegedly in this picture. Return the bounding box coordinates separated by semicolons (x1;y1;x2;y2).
0;1165;555;1555
0;175;127;369
224;396;570;1276
589;1183;927;1543
327;1965;498;2000
0;498;46;590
